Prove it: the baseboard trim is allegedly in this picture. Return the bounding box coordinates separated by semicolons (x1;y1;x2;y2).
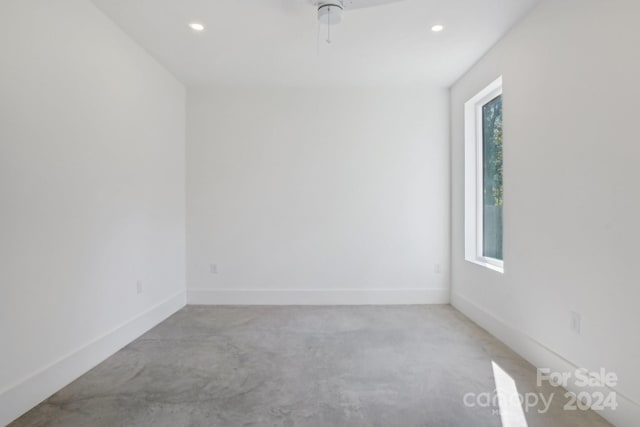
187;288;450;306
451;291;640;427
0;290;187;426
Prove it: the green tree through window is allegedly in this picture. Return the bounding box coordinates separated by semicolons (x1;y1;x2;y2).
482;95;503;260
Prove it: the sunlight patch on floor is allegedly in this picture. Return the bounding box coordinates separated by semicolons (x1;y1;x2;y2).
492;361;529;427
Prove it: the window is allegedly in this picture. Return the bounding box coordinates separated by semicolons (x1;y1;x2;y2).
464;77;504;273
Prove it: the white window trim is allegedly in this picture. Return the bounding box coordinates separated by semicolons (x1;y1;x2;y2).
464;76;504;274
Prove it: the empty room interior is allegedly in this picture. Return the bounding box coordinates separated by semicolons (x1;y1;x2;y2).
1;0;639;426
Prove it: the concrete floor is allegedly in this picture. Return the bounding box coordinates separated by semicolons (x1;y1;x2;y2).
11;306;611;427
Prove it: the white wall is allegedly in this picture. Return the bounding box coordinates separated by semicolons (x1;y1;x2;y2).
0;0;186;424
450;0;640;425
187;87;449;304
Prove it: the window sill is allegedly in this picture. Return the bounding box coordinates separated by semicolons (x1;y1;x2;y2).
466;258;504;274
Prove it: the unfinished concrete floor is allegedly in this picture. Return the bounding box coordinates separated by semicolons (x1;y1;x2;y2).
11;305;611;427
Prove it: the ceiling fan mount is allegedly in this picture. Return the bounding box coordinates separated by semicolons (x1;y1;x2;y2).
292;0;404;44
317;2;344;26
307;0;404;24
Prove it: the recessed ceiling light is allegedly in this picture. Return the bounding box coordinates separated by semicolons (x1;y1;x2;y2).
431;24;444;32
189;22;205;32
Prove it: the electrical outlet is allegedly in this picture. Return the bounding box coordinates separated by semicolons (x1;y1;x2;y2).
210;264;218;274
434;264;442;274
570;311;581;334
136;280;143;295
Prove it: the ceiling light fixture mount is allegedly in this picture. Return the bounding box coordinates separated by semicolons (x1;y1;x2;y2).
431;24;444;32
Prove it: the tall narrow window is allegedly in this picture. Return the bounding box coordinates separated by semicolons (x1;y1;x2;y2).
482;95;503;260
465;77;504;273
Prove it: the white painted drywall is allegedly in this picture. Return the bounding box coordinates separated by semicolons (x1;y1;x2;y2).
187;87;449;304
450;0;640;424
89;0;539;88
0;0;186;423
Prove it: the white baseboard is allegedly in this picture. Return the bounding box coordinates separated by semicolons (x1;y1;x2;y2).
0;290;186;427
451;292;640;427
187;288;450;306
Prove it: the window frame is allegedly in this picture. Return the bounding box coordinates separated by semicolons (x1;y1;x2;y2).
464;76;504;274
